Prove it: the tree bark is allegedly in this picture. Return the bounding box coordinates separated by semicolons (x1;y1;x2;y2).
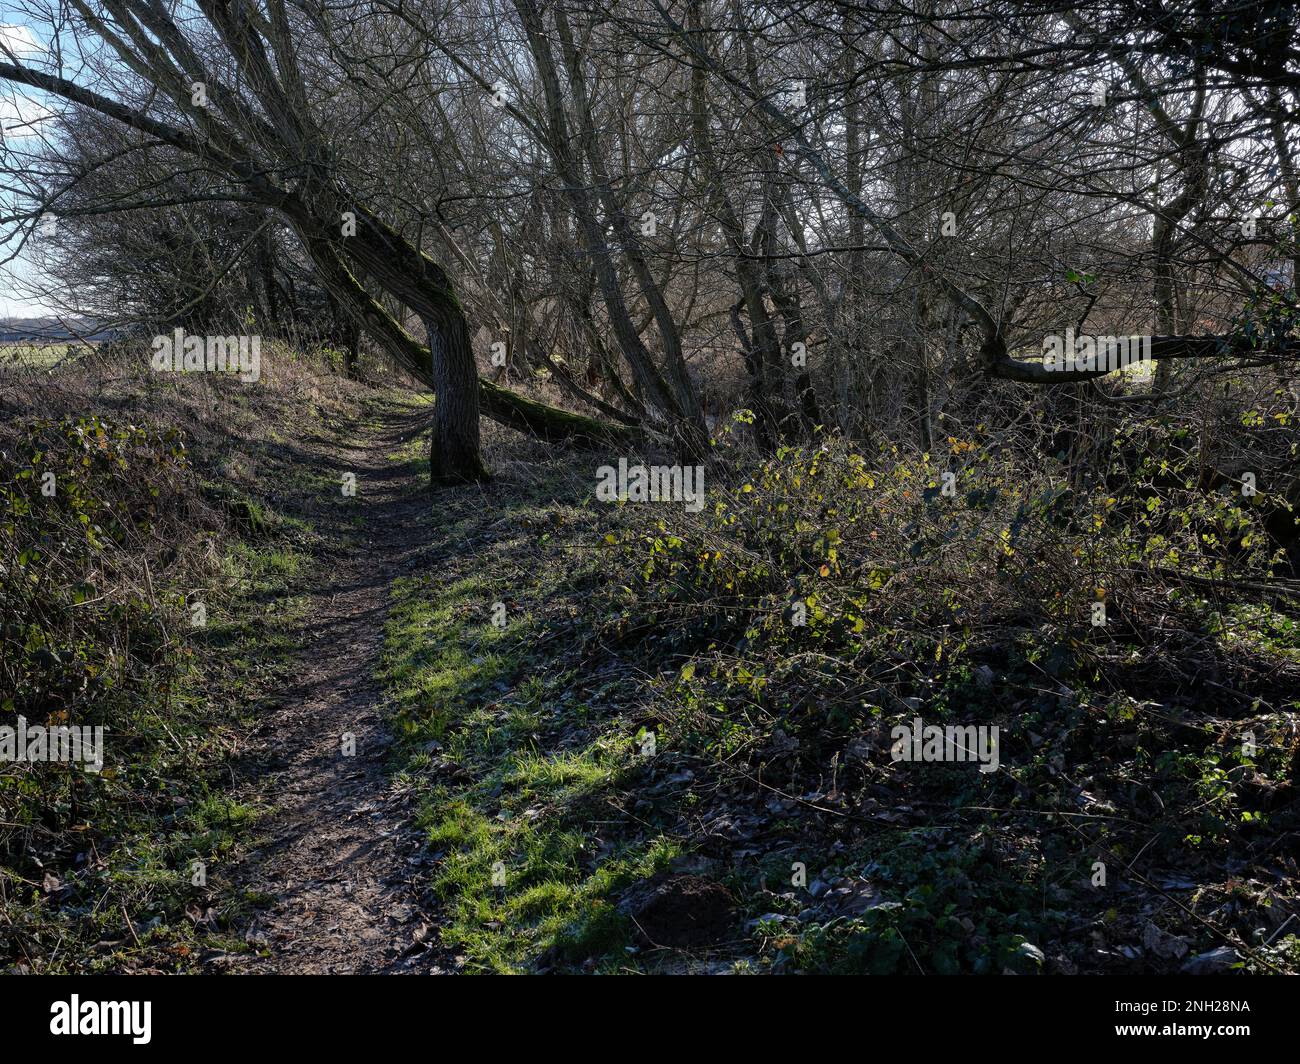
425;308;487;484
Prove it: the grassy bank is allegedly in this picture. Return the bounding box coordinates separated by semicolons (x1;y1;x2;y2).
0;348;360;972
382;429;1300;974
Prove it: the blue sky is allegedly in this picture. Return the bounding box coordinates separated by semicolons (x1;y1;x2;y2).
0;10;54;317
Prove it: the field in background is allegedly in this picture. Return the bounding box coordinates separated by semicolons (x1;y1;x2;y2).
0;343;78;368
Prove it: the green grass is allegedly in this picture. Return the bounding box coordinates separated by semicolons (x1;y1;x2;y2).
386;424;431;476
0;343;74;368
2;482;318;972
383;573;517;745
45;530;312;972
381;543;681;972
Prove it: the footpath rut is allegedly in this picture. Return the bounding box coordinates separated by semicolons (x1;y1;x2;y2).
209;403;447;974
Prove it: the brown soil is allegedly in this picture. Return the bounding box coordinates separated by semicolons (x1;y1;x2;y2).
206;401;449;974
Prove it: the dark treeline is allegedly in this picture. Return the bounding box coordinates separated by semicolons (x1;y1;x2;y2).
1;0;1295;481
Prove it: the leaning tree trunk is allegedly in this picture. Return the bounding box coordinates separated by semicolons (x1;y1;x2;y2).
425;308;488;485
345;318;361;381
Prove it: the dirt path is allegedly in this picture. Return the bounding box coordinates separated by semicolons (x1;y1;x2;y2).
209;400;448;974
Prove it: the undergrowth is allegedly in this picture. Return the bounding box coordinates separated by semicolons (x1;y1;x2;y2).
0;357;346;972
387;419;1300;974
